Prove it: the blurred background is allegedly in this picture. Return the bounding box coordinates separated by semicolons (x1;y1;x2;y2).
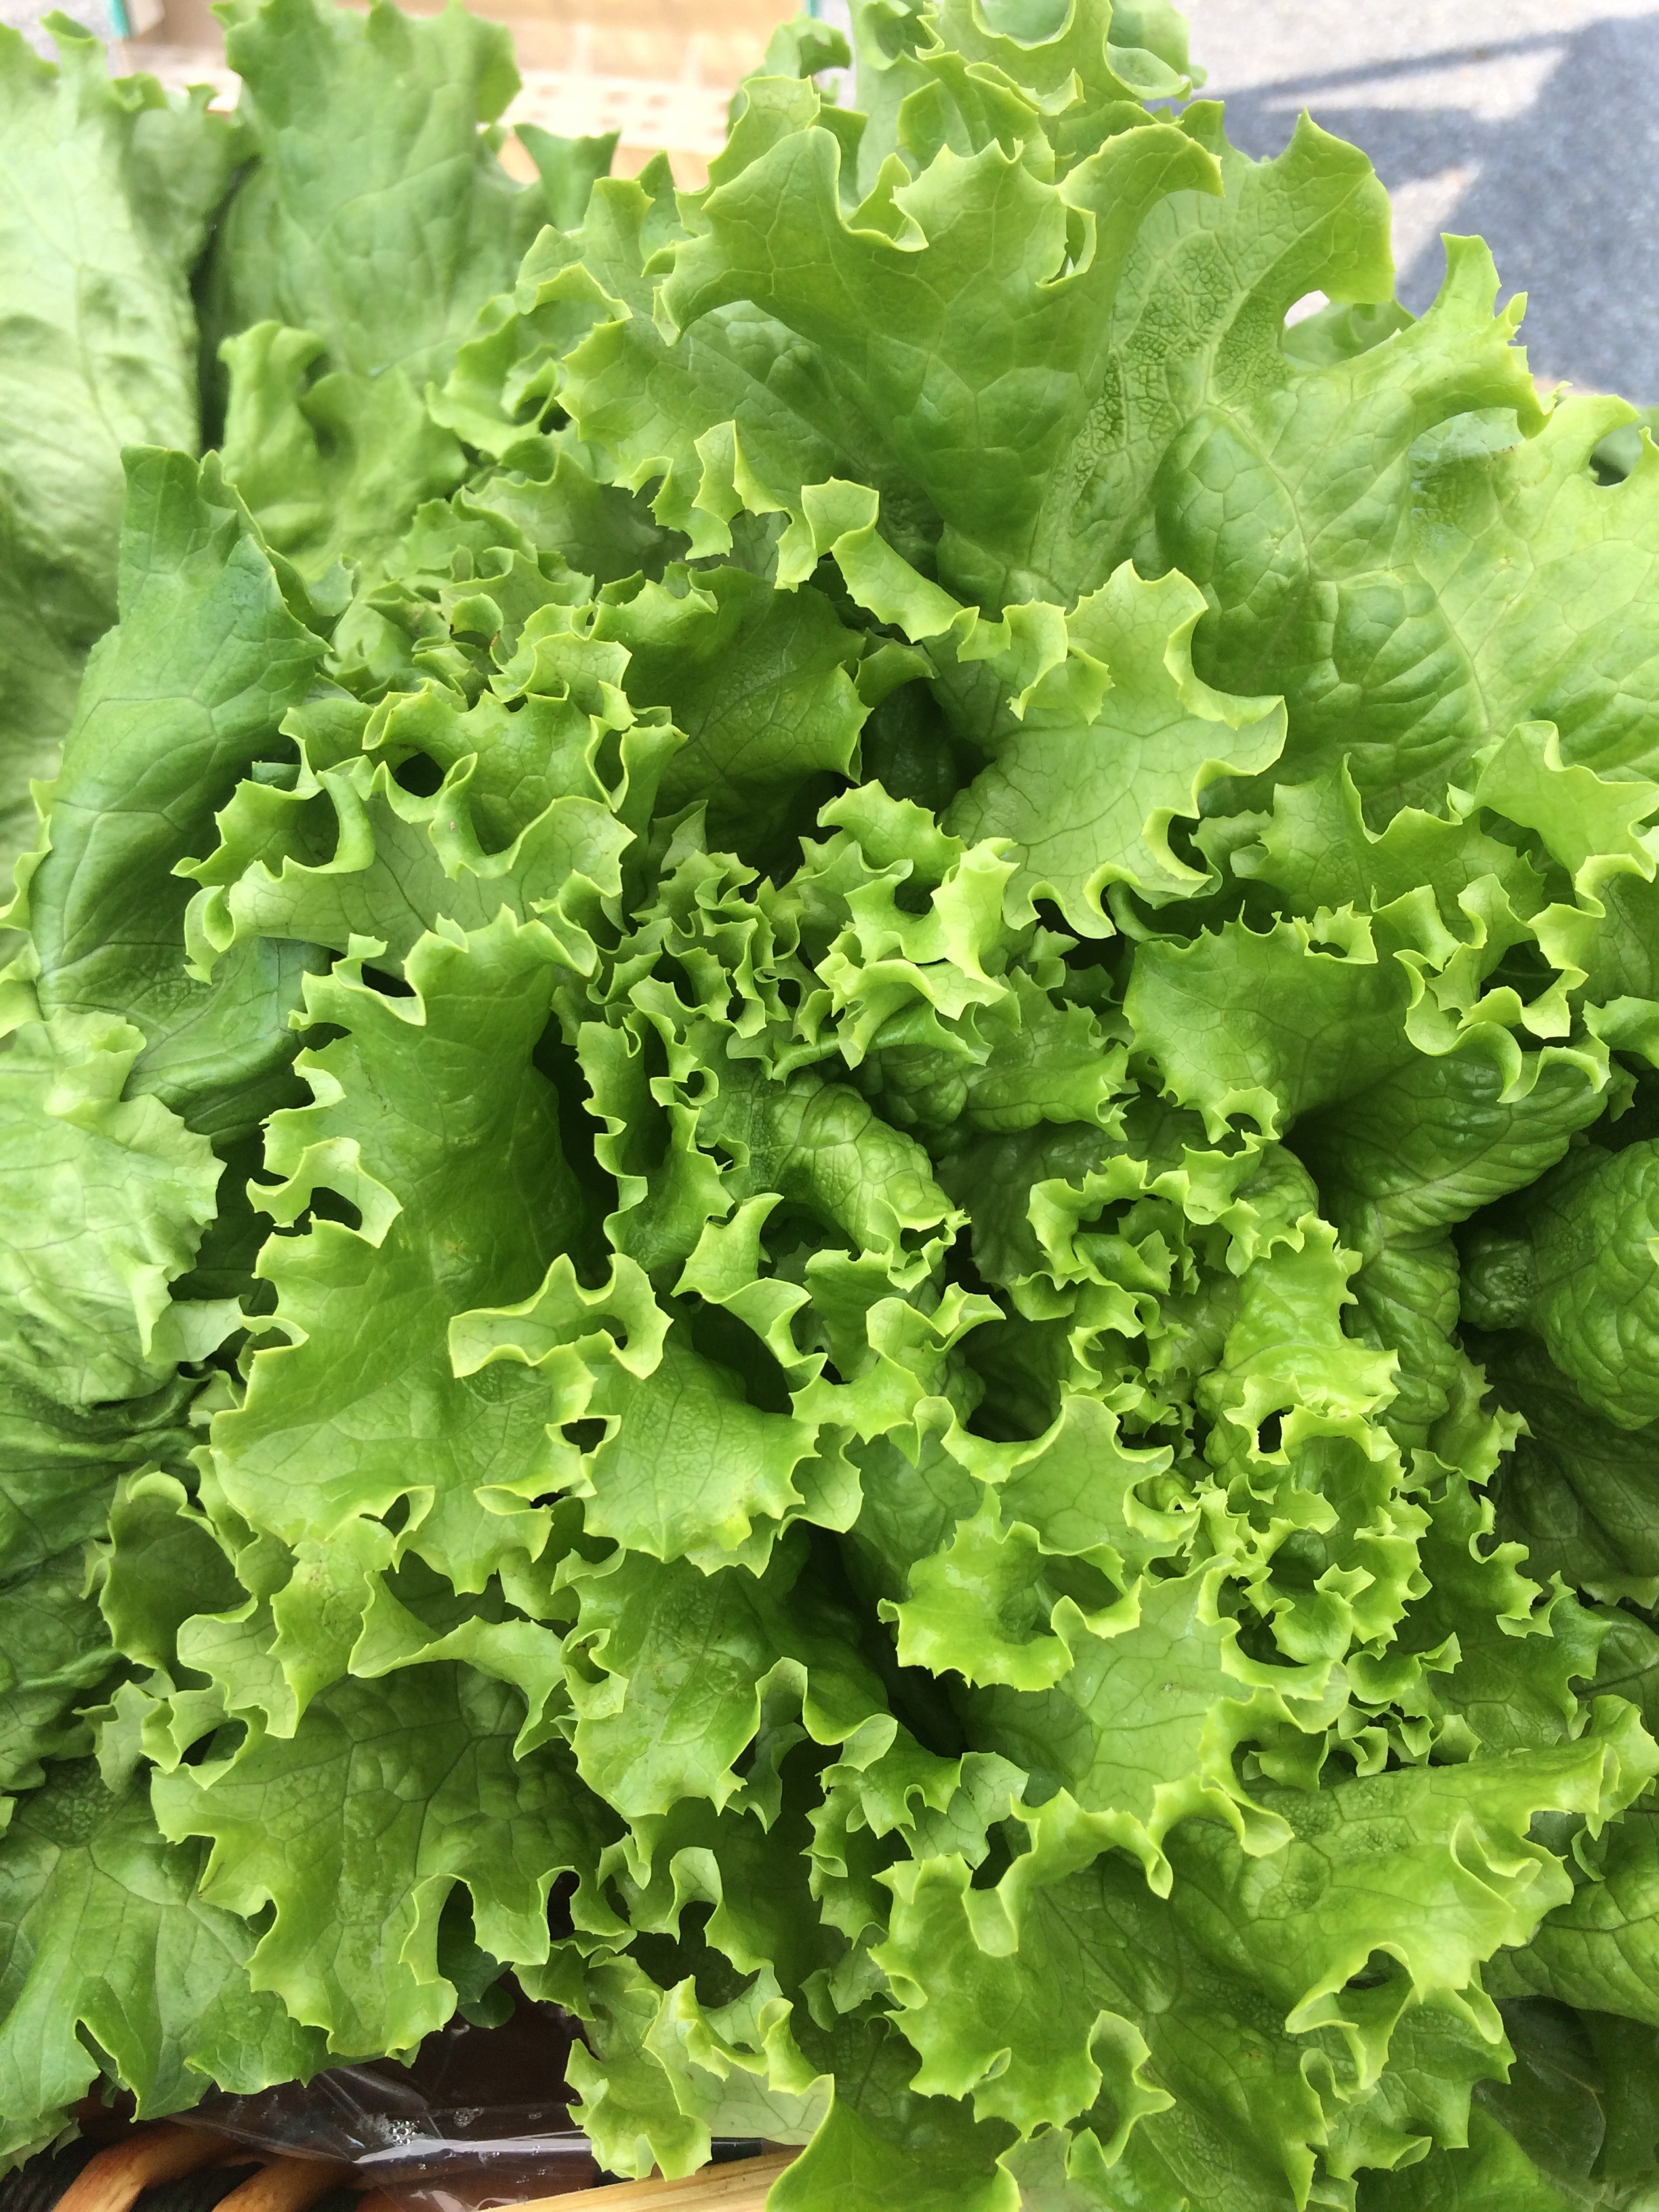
6;0;1655;400
9;0;813;183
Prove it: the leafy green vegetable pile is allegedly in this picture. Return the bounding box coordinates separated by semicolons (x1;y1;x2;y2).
6;0;1659;2203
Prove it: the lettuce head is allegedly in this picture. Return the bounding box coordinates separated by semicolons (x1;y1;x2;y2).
3;2;1659;2207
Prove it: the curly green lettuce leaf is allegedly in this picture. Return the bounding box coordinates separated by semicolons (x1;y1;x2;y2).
653;47;1398;613
1294;1034;1606;1449
1362;1999;1659;2211
217;320;468;578
0;1761;324;2161
0;20;241;884
536;1946;822;2183
152;1660;613;2057
493;0;1659;843
0;1372;203;1588
545;1763;853;2174
771;2014;1019;2212
963;1562;1340;1886
1359;2104;1579;2211
885;1437;1170;1696
15;450;328;1142
1484;1995;1659;2209
0;1549;112;1816
492;144;926;569
560;1538;890;1825
593;565;869;860
207;913;588;1595
878;1716;1653;2200
1462;1142;1659;1432
1125;904;1428;1141
180;722;630;983
944;563;1284;929
1149;241;1659;815
204;0;606;573
1387;1474;1606;1761
1482;1332;1659;1610
1487;1809;1659;2033
660;93;1225;605
0;975;232;1437
455;1223;857;1577
205;0;541;390
1591;1608;1659;1739
92;1469;245;1683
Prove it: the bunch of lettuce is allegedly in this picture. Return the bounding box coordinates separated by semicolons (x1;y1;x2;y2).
5;1;1659;2205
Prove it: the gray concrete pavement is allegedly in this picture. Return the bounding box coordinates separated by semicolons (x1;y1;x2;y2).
1180;1;1659;398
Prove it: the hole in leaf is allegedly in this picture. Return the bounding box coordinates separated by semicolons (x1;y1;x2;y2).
307;1185;363;1233
361;964;415;999
968;1823;1017;1891
547;1869;577;1943
1044;1555;1119;1614
1344;1950;1399;1992
687;1301;794;1416
392;751;445;796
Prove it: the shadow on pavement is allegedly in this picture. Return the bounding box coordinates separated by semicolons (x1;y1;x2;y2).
1212;14;1659;400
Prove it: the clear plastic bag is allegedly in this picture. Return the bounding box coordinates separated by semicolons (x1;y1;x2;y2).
189;1999;600;2210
